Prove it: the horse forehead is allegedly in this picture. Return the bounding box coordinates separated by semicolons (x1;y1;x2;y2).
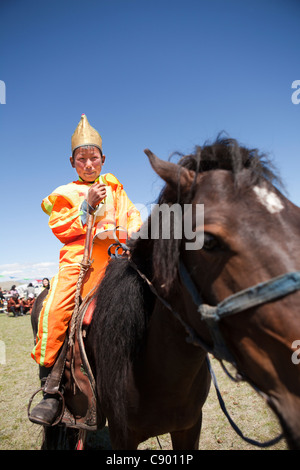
193;171;285;215
253;185;284;214
194;170;235;200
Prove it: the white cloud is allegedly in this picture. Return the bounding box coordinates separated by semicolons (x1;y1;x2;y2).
0;262;57;281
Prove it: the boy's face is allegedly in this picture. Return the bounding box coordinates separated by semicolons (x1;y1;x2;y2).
70;146;105;182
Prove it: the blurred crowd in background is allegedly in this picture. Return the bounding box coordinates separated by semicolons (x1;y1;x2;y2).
0;278;50;317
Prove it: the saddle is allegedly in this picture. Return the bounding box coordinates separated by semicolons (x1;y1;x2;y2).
28;292;104;431
61;293;104;431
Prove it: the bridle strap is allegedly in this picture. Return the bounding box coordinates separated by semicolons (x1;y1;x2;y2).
201;270;300;319
179;262;300;362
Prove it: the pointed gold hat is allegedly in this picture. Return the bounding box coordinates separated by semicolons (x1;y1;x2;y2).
71;114;102;154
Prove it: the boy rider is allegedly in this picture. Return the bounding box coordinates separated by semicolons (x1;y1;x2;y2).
29;114;142;425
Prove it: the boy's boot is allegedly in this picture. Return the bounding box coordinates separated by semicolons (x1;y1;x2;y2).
29;340;67;426
29;365;62;426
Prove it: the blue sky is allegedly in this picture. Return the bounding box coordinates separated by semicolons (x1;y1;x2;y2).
0;0;299;282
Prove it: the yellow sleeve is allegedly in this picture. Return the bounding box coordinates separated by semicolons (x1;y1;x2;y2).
43;195;86;244
115;185;142;237
102;173;142;237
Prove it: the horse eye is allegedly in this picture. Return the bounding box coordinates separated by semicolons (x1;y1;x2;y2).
203;233;219;251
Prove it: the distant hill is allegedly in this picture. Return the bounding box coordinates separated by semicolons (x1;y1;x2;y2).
0;280;25;290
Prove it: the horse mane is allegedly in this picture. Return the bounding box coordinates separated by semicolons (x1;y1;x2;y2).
91;135;283;437
91;254;154;438
148;135;283;295
173;134;283;193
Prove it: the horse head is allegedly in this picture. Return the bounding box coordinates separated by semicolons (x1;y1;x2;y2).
145;137;300;449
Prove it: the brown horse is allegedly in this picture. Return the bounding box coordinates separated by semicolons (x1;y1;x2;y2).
84;136;300;449
34;136;300;449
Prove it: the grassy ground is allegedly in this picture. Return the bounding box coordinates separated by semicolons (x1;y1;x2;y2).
0;313;43;450
0;312;287;450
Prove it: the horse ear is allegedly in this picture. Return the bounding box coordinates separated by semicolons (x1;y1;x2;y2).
144;149;195;188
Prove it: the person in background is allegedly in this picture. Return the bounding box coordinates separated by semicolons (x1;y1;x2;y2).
42;278;50;290
10;285;18;297
20;295;29;314
0;287;4;308
20;294;35;314
26;283;35;298
7;293;23;316
27;293;35;314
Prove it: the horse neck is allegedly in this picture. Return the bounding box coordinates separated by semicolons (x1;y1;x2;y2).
142;295;207;384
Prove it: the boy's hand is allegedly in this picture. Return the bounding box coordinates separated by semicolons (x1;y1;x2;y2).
87;183;107;209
